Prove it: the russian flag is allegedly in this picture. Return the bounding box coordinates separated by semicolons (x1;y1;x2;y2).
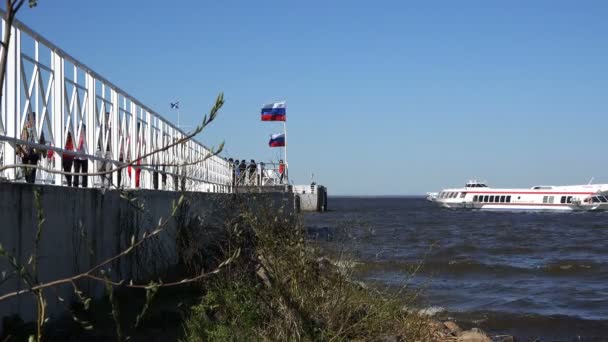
261;101;286;121
269;133;285;147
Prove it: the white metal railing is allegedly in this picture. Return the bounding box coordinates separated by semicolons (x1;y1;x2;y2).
229;161;288;187
0;13;231;192
260;162;288;186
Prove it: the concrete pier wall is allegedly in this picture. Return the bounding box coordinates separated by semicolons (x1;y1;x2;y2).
0;182;294;326
293;184;328;212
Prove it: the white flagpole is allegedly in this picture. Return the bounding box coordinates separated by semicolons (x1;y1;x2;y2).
283;101;288;182
283;120;287;166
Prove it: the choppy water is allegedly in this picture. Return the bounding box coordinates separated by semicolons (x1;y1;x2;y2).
305;197;608;340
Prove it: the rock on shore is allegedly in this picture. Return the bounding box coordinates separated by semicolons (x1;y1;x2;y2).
434;321;515;342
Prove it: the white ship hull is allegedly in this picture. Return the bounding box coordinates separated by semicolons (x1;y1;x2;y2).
430;181;608;212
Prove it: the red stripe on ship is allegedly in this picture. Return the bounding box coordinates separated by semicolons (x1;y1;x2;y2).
480;203;579;206
467;191;595;195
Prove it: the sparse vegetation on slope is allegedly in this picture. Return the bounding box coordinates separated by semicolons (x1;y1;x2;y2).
182;206;436;341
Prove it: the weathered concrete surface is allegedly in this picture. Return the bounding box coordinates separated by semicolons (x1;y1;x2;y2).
293;184;328;212
0;182;294;328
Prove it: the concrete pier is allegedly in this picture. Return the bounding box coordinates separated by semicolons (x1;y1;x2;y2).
0;182;294;326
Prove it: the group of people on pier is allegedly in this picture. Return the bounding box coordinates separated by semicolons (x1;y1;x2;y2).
228;158;286;187
14;112;143;189
16;112;88;187
11;112;286;190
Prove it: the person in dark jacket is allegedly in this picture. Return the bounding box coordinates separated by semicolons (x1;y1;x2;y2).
62;132;75;186
73;124;88;187
238;160;247;185
18;113;45;183
248;159;257;185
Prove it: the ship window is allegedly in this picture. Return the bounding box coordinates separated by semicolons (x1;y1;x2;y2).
484;195;489;202
599;196;607;203
542;196;548;204
567;196;572;203
506;196;511;203
489;195;494;202
500;195;506;203
560;196;566;204
473;195;478;202
592;196;600;203
548;196;554;204
460;192;466;198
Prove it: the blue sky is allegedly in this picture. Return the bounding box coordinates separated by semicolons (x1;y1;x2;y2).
17;1;608;195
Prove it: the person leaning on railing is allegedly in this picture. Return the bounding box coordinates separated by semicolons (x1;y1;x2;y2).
62;132;75;186
278;159;285;184
17;112;46;184
73;124;88;187
248;159;257;185
238;160;247;185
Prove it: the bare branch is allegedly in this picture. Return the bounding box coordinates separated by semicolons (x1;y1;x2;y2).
12;0;26;14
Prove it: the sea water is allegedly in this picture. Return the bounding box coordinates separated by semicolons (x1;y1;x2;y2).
305;197;608;340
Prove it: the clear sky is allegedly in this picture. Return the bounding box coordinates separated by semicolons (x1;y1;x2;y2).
16;1;608;195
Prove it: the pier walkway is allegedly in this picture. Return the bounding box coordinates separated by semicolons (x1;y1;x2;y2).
0;13;253;193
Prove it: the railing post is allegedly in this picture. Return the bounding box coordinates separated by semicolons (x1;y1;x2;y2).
52;50;64;185
110;88;118;186
4;25;18;180
86;72;95;188
158;119;164;190
145;109;151;189
129;101;136;189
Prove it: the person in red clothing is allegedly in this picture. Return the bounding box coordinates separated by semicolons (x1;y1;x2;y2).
62;132;75;186
128;157;141;188
278;159;285;184
128;123;142;188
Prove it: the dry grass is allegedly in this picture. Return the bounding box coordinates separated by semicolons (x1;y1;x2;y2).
182;206;440;341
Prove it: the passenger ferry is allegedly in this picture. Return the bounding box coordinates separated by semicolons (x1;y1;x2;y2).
429;180;608;211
